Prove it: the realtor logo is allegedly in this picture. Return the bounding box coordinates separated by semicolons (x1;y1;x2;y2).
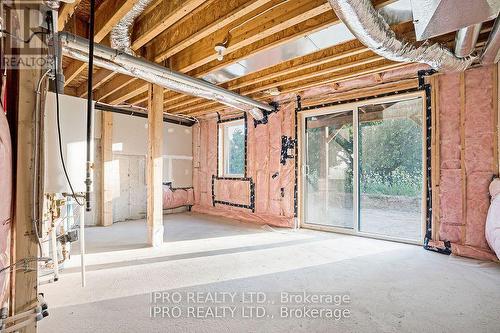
1;1;54;69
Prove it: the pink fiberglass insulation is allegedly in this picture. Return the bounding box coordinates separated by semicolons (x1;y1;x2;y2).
0;107;12;306
214;178;251;206
192;101;296;228
486;179;500;259
162;185;194;209
437;65;497;260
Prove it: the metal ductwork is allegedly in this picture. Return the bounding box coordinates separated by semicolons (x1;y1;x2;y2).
482;18;500;64
327;0;476;72
455;24;482;58
110;0;153;54
410;0;498;41
59;32;272;120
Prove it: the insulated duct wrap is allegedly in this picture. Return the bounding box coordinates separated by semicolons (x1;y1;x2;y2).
110;0;153;54
60;33;270;119
327;0;475;72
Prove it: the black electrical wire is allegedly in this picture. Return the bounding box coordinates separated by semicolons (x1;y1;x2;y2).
47;13;84;206
0;29;48;44
85;0;96;212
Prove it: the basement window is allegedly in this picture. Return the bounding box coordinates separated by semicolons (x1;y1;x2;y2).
218;119;245;177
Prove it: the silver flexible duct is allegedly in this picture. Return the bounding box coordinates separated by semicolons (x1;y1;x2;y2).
110;0;154;54
328;0;475;72
455;24;482;58
60;33;270;119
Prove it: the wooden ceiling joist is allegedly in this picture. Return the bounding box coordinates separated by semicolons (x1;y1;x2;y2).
185;61;408;116
60;0;445;118
131;0;208;51
168;54;386;114
58;0;83;31
77;68;116;97
145;0;275;63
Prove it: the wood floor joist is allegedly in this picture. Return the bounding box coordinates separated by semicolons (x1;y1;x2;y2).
168;53;386;114
105;0;393;111
131;0;209;51
184;60;404;116
145;0;275;63
58;0;83;31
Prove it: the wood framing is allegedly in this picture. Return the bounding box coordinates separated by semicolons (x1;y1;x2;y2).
13;51;43;333
131;0;207;51
459;72;467;246
58;0;83;31
64;0;140;87
100;111;113;227
146;84;164;247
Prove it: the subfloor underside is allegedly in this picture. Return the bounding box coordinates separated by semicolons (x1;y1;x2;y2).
40;213;500;333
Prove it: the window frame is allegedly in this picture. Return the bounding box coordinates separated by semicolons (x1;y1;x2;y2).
218;118;246;178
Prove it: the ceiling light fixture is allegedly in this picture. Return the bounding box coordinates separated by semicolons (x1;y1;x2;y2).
266;87;281;96
214;43;227;61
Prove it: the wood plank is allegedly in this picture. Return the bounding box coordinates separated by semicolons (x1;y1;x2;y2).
147;84;164;247
131;0;207;50
100;111;113;227
58;0;83;31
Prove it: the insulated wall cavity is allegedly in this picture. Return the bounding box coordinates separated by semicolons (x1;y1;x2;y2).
192;102;297;228
435;65;498;260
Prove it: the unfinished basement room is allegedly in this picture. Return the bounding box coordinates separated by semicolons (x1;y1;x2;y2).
1;0;500;332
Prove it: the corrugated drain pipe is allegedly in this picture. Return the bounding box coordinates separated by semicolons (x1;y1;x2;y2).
59;33;271;120
327;0;476;72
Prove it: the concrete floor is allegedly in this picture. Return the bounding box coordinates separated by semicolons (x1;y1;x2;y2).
40;213;500;333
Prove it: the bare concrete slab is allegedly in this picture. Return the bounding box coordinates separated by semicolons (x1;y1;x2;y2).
40;213;500;333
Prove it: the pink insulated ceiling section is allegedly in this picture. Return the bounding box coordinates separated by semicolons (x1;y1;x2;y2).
434;65;498;261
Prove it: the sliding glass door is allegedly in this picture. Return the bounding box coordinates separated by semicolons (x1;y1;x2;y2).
304;111;354;229
300;93;425;243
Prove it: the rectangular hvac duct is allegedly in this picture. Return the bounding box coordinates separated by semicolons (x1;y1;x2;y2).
410;0;499;41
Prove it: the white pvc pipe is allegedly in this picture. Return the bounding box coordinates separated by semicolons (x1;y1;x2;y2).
50;224;59;281
79;203;86;287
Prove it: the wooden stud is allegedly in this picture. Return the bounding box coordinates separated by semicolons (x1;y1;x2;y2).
13;45;44;333
147;84;164;247
459;72;467;245
100;111;113;227
430;75;441;241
